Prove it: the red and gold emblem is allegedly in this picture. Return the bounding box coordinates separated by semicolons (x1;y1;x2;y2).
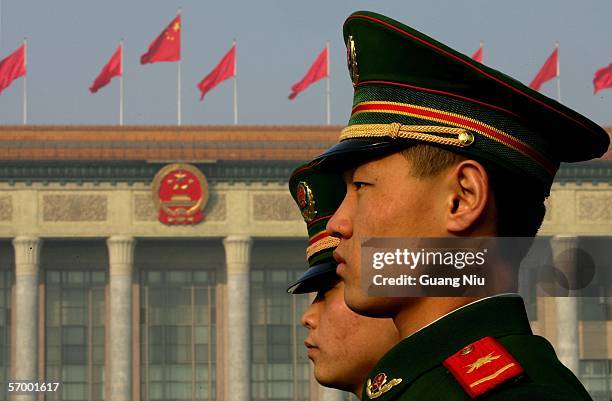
296;181;316;222
152;164;209;225
370;373;386;393
366;372;402;399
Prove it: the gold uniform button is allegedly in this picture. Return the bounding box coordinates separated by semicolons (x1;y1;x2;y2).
460;344;475;355
458;131;475;146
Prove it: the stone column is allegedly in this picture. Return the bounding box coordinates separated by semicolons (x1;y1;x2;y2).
223;236;253;401
552;235;580;376
319;386;346;401
12;236;41;401
107;236;135;401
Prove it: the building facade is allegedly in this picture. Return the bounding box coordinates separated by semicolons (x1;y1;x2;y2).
0;126;611;401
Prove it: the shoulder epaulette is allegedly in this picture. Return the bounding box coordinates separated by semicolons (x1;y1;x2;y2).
443;336;524;398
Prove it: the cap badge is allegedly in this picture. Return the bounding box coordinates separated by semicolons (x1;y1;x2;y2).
296;181;317;222
366;373;402;399
347;35;359;85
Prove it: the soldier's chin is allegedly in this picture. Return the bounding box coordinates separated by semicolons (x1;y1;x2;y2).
314;368;355;393
344;289;401;318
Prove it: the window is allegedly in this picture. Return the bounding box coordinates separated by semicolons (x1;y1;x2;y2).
140;270;216;401
45;270;106;401
580;360;612;401
0;269;10;401
573;237;612;321
251;269;310;401
579;297;612;321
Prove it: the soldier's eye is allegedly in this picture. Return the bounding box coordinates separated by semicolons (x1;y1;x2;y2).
353;182;367;190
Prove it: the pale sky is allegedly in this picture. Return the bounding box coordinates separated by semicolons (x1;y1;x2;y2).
0;0;611;127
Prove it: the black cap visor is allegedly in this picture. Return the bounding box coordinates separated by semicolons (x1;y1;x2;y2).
286;261;338;294
309;138;415;173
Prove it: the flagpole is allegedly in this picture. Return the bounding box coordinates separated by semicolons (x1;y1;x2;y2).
119;39;124;126
177;61;182;126
233;39;238;125
177;7;182;126
23;37;27;125
325;40;330;125
555;41;561;102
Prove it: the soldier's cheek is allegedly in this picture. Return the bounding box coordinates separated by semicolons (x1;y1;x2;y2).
353;198;396;236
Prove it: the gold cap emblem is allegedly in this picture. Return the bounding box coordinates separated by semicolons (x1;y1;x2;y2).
346;35;359;85
296;181;317;222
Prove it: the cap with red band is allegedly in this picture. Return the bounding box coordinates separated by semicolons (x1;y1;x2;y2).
286;163;346;294
308;10;610;196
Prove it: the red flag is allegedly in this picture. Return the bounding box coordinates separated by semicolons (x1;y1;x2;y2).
90;45;122;94
0;44;26;95
471;46;483;63
141;14;181;64
529;48;558;91
289;47;328;100
197;45;236;101
593;63;612;94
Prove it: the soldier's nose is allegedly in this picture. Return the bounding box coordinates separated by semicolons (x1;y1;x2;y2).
326;207;353;240
301;303;318;329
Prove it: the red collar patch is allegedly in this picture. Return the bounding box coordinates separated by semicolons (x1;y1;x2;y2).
443;336;524;398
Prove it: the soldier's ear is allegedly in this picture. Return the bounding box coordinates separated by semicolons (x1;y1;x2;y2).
444;160;495;235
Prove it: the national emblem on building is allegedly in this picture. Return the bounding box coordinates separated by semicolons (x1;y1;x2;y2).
152;163;209;224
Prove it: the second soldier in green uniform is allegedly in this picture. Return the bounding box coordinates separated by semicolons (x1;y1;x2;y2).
287;167;400;397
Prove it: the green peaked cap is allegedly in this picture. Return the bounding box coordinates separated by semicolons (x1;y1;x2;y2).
286;163;346;294
308;11;609;195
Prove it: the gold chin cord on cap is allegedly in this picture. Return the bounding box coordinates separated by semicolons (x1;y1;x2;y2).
339;123;475;147
306;236;341;260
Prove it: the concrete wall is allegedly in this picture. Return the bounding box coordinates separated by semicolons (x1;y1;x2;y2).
0;182;304;239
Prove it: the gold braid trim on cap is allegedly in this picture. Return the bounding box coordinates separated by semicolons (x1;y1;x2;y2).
339;123;475;147
306;236;341;260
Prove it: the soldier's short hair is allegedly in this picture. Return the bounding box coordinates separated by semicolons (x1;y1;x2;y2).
401;145;546;237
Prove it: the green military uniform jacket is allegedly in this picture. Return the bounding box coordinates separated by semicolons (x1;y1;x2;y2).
362;296;593;401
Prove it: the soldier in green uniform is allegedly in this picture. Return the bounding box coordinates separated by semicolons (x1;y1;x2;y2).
294;10;610;401
287;166;400;397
